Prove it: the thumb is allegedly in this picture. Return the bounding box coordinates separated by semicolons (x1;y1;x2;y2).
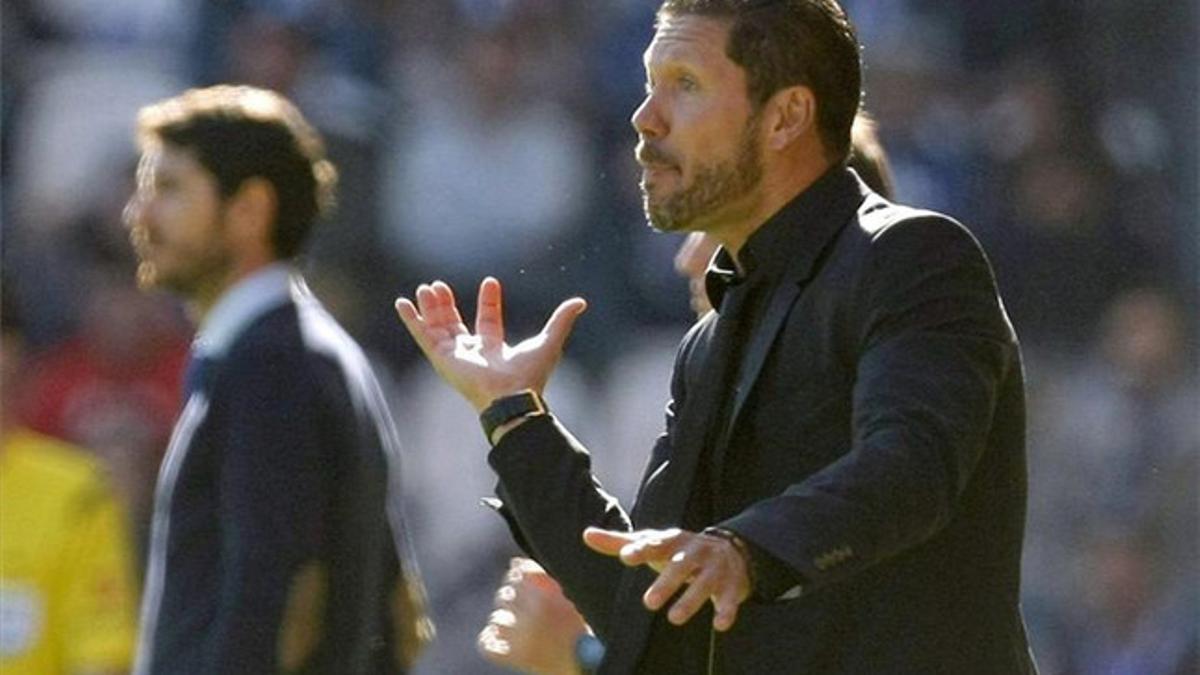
583;527;635;557
541;297;587;353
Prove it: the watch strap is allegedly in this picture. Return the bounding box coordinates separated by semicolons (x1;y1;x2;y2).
479;389;547;443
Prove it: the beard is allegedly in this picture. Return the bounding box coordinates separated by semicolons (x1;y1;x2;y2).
129;220;233;298
641;114;763;233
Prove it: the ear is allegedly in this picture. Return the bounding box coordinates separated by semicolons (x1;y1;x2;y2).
764;85;817;151
225;177;278;258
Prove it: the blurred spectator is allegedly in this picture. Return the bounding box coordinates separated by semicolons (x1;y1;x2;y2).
1;286;139;675
17;271;189;557
1024;288;1199;673
383;14;593;339
1060;529;1198;675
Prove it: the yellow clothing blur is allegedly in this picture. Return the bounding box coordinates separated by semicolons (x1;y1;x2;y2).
1;429;137;675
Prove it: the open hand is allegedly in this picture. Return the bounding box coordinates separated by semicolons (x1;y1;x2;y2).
395;277;586;411
583;527;751;631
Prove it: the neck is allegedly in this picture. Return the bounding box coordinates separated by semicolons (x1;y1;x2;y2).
187;258;276;324
710;157;834;268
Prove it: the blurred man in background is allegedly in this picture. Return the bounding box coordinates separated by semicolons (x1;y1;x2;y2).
124;85;431;674
1;288;139;675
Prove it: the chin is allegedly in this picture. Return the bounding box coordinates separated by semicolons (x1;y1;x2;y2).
136;262;161;291
645;209;682;233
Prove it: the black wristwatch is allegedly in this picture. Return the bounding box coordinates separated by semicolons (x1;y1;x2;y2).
479;389;547;443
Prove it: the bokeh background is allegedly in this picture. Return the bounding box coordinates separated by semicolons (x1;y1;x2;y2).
2;0;1196;673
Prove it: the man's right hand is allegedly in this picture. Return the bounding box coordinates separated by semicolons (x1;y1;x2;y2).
394;277;586;412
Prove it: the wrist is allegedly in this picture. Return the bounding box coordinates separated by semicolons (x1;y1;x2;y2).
701;526;756;590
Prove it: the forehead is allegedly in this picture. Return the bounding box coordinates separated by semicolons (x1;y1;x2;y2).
644;14;737;74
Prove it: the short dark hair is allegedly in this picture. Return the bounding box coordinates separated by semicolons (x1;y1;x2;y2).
658;0;862;161
136;85;337;259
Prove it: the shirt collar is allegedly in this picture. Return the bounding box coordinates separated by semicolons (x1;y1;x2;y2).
193;263;295;359
705;166;866;310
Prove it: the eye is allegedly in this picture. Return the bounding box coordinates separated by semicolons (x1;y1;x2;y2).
677;74;699;92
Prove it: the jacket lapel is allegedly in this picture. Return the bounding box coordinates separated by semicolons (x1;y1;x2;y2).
604;319;722;673
635;315;723;528
711;271;805;479
712;174;868;478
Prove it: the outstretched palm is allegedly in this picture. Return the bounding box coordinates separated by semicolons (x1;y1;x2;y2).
395;277;587;411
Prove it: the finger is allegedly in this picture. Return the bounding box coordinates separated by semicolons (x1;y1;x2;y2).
414;283;439;323
477;624;511;659
582;527;638;557
510;556;541;574
539;296;587;355
711;581;745;632
504;558;527;584
476;277;505;349
618;530;684;568
664;564;720;625
643;547;702;611
487;608;516;628
527;566;561;592
494;584;516;608
430;280;466;328
396;296;450;359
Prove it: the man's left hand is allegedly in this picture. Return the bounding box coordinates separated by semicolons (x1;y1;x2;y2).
583;527;751;631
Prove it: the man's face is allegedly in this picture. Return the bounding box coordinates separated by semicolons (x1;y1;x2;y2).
124;144;233;296
632;14;764;233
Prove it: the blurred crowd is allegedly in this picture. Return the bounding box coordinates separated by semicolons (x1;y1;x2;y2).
1;1;1195;673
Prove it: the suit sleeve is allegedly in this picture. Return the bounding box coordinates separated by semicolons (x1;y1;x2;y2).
720;215;1017;596
486;331;693;642
204;343;329;673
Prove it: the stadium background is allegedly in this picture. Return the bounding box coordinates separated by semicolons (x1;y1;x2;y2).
2;0;1196;672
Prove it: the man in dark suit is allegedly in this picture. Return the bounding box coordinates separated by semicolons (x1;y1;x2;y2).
396;0;1038;672
125;85;432;674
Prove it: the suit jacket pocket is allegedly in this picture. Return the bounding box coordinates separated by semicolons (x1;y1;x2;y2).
718;593;850;674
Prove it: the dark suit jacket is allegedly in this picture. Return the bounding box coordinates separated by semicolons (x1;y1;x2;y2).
489;168;1038;674
136;279;427;675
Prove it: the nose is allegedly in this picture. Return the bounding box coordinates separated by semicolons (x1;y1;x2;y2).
122;193;150;236
630;93;666;141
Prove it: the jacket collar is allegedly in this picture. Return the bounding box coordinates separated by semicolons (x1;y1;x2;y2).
705;166;866;309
